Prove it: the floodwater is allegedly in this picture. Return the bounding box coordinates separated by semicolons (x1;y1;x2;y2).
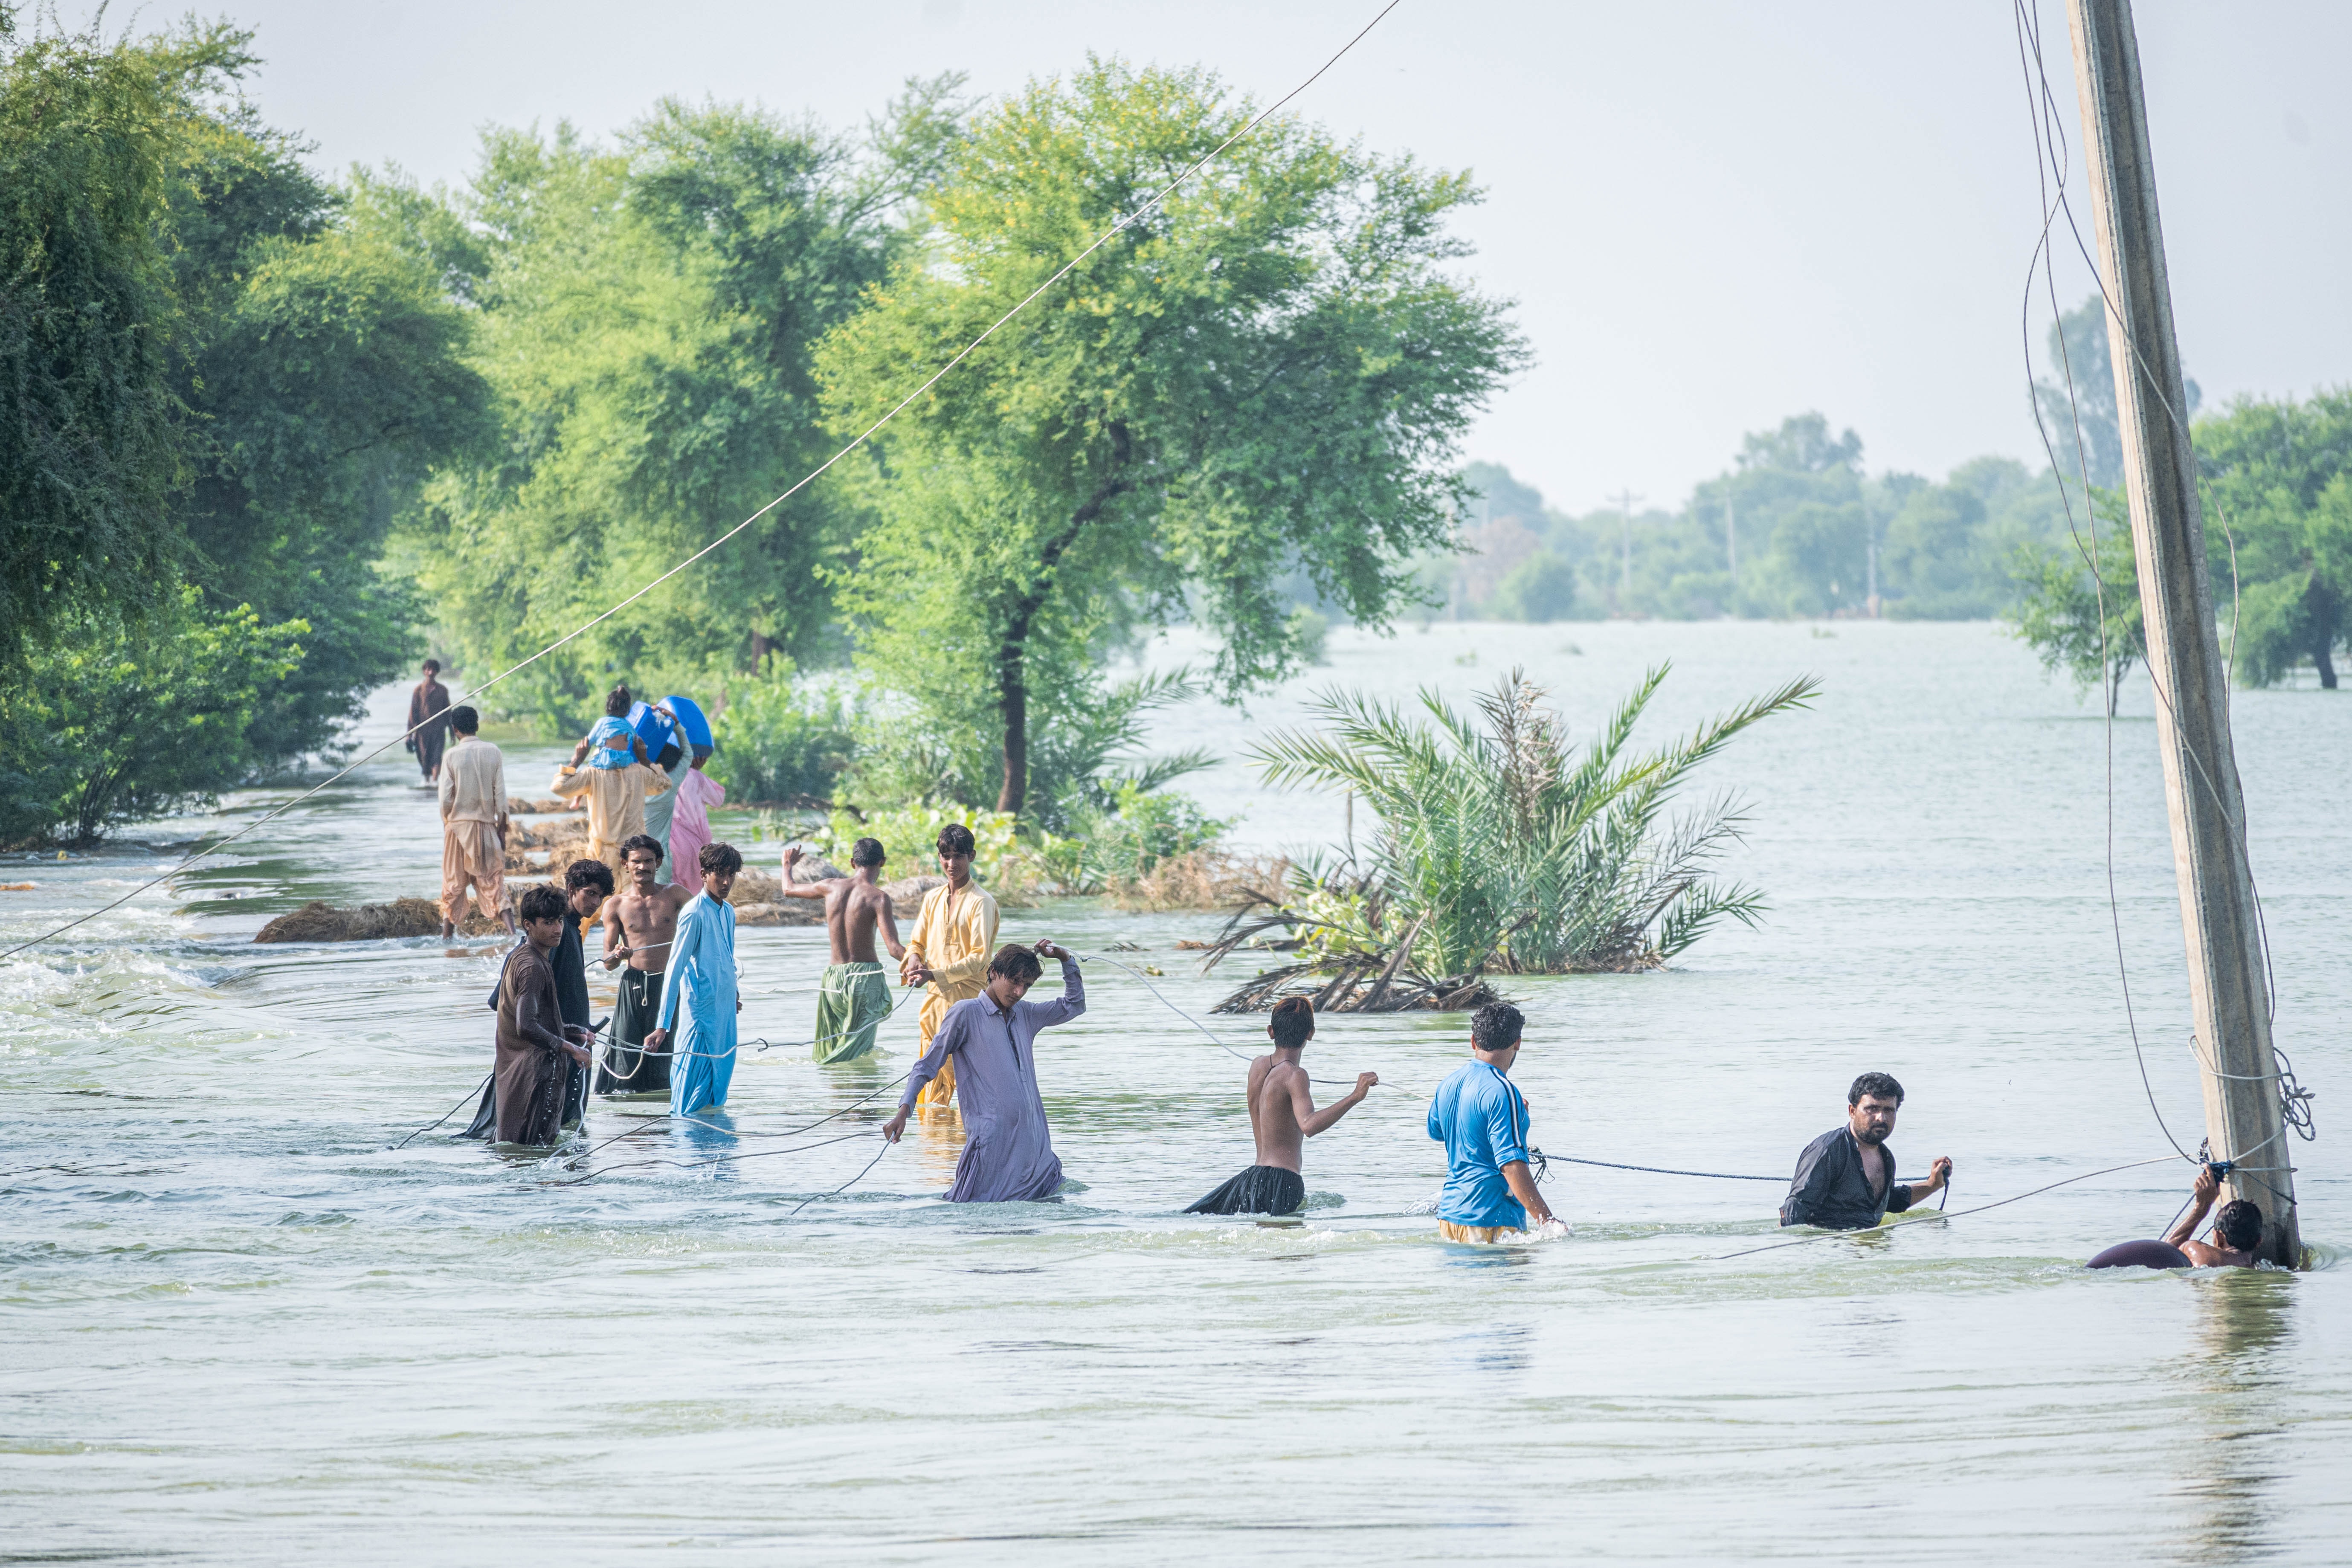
4;620;2346;1564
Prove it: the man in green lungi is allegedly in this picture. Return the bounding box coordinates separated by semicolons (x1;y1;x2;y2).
780;838;906;1063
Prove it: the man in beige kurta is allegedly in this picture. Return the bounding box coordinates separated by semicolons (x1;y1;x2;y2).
551;759;671;877
900;825;999;1110
437;706;512;938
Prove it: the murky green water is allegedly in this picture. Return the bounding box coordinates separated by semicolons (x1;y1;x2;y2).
4;621;2344;1563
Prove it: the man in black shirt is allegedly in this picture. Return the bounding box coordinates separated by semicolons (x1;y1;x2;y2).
463;860;613;1140
1781;1071;1953;1229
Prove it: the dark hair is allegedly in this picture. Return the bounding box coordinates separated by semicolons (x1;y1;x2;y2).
1268;995;1315;1049
605;684;632;717
564;858;614;896
655;741;683;770
937;823;976;858
986;943;1044;984
422;658;441;673
620;833;664;866
850;836;886;868
1470;1001;1524;1054
518;884;568;925
449;705;479;734
699;841;742;875
1849;1072;1906;1107
2216;1198;2264;1251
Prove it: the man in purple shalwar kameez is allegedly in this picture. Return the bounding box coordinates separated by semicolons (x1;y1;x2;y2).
880;941;1082;1202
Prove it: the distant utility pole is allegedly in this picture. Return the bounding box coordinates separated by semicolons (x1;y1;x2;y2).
1608;490;1642;614
1865;523;1879;617
2068;0;2299;1263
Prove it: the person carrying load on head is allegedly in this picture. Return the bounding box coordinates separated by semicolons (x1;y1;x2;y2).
899;823;998;1111
1187;997;1376;1217
880;942;1084;1202
1780;1072;1952;1230
644;842;744;1118
779;838;905;1064
599;834;694;1095
437;704;513;939
1427;1001;1563;1243
554;685;671;878
637;701;694;889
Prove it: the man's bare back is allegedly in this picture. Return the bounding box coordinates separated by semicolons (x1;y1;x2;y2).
603;849;693;971
781;843;905;965
1248;1050;1376;1173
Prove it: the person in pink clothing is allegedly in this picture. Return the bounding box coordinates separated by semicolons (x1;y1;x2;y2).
668;758;725;881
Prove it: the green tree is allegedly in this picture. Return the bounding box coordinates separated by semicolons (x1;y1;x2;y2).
408;81;964;725
0;586;304;845
2195;389;2352;688
819;59;1525;814
2009;491;2142;715
0;19;230;658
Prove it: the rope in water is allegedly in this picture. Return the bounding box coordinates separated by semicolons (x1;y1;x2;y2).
1710;1155;2176;1261
0;0;1405;967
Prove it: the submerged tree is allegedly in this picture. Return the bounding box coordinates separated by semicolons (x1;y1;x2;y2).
1202;666;1817;1012
2009;490;2143;716
820;58;1525;815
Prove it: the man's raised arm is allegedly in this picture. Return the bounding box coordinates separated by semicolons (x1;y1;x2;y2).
1288;1071;1378;1138
777;844;837;900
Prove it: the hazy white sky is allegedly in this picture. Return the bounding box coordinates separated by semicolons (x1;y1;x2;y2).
69;0;2352;513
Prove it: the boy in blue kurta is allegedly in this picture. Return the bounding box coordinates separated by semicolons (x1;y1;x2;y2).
645;841;742;1117
1427;1001;1563;1243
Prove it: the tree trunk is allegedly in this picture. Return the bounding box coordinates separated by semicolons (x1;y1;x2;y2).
2308;581;2338;689
995;615;1031;815
2314;641;2338;690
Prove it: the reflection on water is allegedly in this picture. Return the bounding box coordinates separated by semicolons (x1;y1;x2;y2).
2171;1273;2297;1565
1;625;2346;1564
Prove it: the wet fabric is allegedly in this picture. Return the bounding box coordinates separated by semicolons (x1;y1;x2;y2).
1437;1220;1528;1245
1780;1126;1917;1229
667;767;725;884
554;762;669;877
639;755;691;887
586;716;637;769
1185;1165;1305;1216
493;943;569;1145
1427;1060;1532;1232
407;680;450;780
439;821;505;926
899;954;1083;1202
659;893;738;1116
907;881;999;1109
599;967;671;1094
813;961;890;1064
550;917;592;1127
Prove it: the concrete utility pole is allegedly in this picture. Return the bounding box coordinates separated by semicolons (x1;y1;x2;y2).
1609;490;1642;614
1725;495;1737;590
2067;0;2299;1263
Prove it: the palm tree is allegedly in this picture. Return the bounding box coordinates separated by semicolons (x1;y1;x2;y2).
1204;664;1816;1009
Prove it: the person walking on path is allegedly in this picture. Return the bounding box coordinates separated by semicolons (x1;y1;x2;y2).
599;835;693;1094
406;660;452;784
881;942;1084;1202
1426;1002;1563;1243
644;843;743;1118
780;838;906;1064
900;823;998;1111
1187;997;1377;1216
437;706;512;939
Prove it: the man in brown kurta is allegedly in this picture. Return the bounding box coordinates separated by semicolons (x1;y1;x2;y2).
406;660;453;783
494;885;594;1146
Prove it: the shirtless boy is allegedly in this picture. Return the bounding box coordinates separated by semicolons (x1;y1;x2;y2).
597;833;694;1093
781;838;906;1063
1186;996;1377;1216
2163;1164;2266;1268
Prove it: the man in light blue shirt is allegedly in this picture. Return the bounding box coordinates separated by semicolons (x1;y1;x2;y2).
1427;1002;1562;1243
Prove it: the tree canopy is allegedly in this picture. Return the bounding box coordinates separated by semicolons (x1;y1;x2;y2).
818;58;1525;814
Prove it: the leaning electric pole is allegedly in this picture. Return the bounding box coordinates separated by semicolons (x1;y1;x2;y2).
2066;0;2300;1262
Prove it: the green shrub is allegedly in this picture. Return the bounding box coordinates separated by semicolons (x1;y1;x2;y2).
708;661;856;804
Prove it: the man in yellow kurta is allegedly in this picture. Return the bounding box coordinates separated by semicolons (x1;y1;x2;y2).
900;822;1000;1110
551;759;671;878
